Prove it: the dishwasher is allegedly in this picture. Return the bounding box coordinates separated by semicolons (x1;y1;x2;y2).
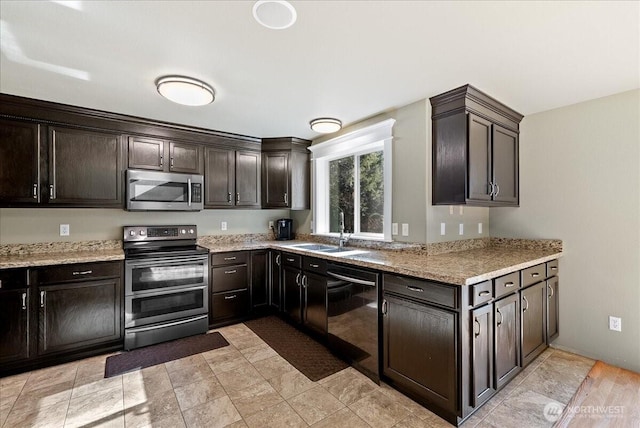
326;262;380;382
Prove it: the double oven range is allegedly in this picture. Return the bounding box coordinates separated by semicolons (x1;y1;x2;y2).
123;225;209;350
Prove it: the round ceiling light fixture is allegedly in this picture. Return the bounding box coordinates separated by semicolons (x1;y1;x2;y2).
156;76;215;106
253;0;297;30
310;118;342;134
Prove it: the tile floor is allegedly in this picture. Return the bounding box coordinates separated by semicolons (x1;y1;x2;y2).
0;322;595;428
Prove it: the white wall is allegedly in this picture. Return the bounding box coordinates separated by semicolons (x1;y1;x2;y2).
490;89;640;372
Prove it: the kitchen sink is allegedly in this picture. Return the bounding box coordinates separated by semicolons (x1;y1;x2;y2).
286;243;369;257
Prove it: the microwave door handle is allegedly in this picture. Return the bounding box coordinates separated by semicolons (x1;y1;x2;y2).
188;178;192;206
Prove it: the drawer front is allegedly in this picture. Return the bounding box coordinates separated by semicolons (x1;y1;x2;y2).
211;251;248;266
211;289;249;321
211;265;248;293
521;264;545;288
383;274;458;309
0;269;28;290
282;253;302;268
470;280;492;306
494;272;520;299
303;257;327;274
37;261;122;285
546;260;559;277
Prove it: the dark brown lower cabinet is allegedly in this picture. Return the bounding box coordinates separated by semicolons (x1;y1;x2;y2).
38;278;122;355
210;252;250;326
521;281;547;366
283;266;302;324
250;250;268;313
0;287;30;364
302;271;327;336
546;276;559;343
269;251;282;310
471;304;494;407
494;293;520;389
382;294;458;416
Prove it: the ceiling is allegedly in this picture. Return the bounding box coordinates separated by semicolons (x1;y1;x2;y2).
1;1;638;140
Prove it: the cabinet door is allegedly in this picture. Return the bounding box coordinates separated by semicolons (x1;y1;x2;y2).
495;293;520;389
49;127;123;206
492;125;518;205
290;149;310;210
521;282;547;366
204;147;234;207
283;266;302;324
262;152;289;208
0;119;41;204
269;251;282;310
471;304;494;407
546;277;559;343
303;272;327;336
170;142;202;174
467;113;492;202
251;250;268;310
235;151;261;207
128;136;165;171
383;294;457;413
38;278;122;355
0;289;30;364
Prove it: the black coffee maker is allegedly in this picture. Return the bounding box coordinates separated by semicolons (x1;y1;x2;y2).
275;218;293;240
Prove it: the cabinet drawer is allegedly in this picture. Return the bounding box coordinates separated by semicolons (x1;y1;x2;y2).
521;264;545;288
470;281;492;306
37;261;121;285
211;251;248;266
282;253;302;268
211;265;248;293
546;260;559;277
303;257;327;274
211;289;249;321
494;272;520;299
0;269;28;290
383;274;458;309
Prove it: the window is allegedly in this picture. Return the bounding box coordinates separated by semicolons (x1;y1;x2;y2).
309;119;394;241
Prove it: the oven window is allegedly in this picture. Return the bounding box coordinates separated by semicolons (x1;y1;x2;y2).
131;289;204;320
131;180;188;202
132;263;205;292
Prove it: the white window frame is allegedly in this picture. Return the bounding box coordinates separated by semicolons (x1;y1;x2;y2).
309;118;395;241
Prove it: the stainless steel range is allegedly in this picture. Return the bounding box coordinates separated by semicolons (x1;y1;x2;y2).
123;225;209;350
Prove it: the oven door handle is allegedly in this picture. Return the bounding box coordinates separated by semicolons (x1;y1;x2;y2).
125;255;209;268
126;314;208;333
326;271;376;287
127;284;208;298
188;178;192;207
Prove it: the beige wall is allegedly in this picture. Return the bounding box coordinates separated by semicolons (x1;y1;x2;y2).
0;208;289;244
490;89;640;372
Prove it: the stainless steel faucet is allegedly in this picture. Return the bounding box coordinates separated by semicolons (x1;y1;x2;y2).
339;210;350;248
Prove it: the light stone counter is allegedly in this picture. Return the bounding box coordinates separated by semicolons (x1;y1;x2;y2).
0;240;124;269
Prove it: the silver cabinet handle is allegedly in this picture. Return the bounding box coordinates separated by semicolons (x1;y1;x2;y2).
504;282;515;288
309;263;319;268
227;192;232;203
275;254;281;266
478;290;491;297
494;183;500;197
406;285;424;293
170;157;174;167
188;178;192;207
496;308;503;326
302;275;308;288
295;272;301;286
488;182;494;196
0;279;2;289
22;292;27;310
159;155;163;167
286;258;295;262
223;256;237;261
236;193;240;202
550;266;558;271
548;284;554;298
522;295;529;312
33;184;38;199
40;290;45;308
49;184;56;200
382;299;388;315
474;318;481;337
531;272;540;278
224;270;237;274
224;294;237;300
72;270;93;276
284;192;288;204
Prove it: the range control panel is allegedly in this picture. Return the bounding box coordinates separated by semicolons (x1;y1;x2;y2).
123;225;197;242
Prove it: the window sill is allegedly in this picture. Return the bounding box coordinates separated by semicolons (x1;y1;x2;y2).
311;232;393;243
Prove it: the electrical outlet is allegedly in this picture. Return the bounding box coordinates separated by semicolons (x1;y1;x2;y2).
478;222;483;234
609;316;622;332
59;224;70;236
440;223;446;235
459;223;464;235
392;223;398;235
401;223;409;236
221;221;228;231
268;221;274;229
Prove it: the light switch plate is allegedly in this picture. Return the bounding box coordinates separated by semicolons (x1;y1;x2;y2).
392;223;398;235
478;223;483;234
609;316;622;332
401;223;409;236
60;224;70;236
440;223;446;235
459;223;464;235
221;221;228;231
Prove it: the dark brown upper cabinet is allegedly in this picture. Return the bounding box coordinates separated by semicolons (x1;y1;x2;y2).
261;137;311;210
0;118;41;204
128;136;203;174
430;85;523;207
204;147;261;208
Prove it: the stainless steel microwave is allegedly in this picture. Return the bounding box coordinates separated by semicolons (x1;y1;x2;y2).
126;169;204;211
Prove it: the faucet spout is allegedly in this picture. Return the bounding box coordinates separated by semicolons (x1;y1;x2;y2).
338;209;350;248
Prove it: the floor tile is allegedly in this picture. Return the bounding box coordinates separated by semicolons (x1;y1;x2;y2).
174;376;227;412
243;400;307;428
11;379;74;414
267;368;316;399
394;413;446;428
123;388;182;428
21;363;78;393
216;362;265;393
252;354;297;380
349;389;411;428
122;364;173;408
287;385;345;425
227;334;266;351
482;387;563;428
64;384;124;428
164;354;209;374
182;395;242;428
228;381;284;418
379;383;436;420
71;374;122;399
240;343;279;363
205;348;249;375
322;368;377;406
309;407;370;428
167;362;216;389
3;400;69;428
0;372;29;398
520;361;590;405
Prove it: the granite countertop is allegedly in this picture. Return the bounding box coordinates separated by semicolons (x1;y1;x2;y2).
0;240;124;269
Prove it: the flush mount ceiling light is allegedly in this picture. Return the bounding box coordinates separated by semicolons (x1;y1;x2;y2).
253;0;297;30
156;76;215;106
310;118;342;134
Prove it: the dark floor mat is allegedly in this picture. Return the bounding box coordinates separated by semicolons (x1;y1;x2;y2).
244;316;348;381
104;332;228;378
